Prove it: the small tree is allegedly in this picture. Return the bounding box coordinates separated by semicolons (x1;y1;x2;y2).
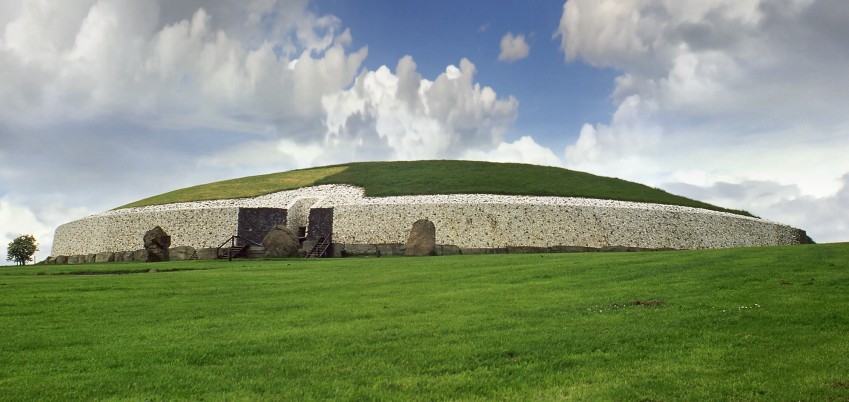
7;235;38;266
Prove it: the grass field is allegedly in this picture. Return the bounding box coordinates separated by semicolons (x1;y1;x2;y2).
2;243;847;400
119;160;752;216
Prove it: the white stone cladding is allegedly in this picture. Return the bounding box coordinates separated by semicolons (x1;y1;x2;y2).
52;207;239;256
331;202;797;249
51;184;803;256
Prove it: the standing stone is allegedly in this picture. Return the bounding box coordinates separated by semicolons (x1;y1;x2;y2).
55;255;69;265
144;226;171;262
405;219;437;256
262;225;300;258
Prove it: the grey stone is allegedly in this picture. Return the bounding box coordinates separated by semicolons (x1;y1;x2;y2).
113;252;124;263
341;244;378;257
262;225;300;258
196;248;220;260
436;244;461;256
86;254;97;264
599;246;632;252
549;246;599;253
169;246;196;261
246;246;265;259
405;219;436;256
507;246;550;254
460;247;508;255
133;249;147;262
67;255;80;264
144;226;171;262
54;255;69;264
376;243;405;257
95;252;115;263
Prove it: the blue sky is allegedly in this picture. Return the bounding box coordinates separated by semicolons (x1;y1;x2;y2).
1;0;848;263
312;0;618;148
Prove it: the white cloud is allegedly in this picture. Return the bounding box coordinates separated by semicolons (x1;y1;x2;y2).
557;0;849;239
498;32;530;62
665;173;849;243
321;55;519;162
0;0;367;133
463;136;562;167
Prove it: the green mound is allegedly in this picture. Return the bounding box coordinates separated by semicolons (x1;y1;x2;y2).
118;160;751;216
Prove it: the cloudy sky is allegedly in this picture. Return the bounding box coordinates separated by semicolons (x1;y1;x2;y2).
2;0;847;263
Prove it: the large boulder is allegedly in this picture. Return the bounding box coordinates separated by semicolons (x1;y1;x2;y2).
144;226;171;262
405;219;436;256
262;225;300;258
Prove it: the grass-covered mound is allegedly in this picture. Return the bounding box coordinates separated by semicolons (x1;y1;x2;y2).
2;243;847;399
119;160;750;216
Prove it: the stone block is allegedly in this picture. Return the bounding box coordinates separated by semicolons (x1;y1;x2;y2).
95;252;115;263
436;244;461;256
133;249;148;262
549;245;599;253
376;243;405;256
196;248;220;260
169;246;196;261
507;246;550;254
342;244;378;256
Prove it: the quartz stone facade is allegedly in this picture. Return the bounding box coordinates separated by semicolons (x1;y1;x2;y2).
51;185;807;258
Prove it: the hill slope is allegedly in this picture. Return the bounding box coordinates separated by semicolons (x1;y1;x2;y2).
119;160;751;216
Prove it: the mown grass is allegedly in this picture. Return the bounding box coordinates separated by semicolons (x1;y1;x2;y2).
1;243;847;400
118;165;348;209
118;160;752;216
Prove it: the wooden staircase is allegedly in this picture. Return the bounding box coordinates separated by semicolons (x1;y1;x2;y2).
305;235;331;258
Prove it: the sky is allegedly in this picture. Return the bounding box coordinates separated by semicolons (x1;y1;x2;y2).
1;0;848;264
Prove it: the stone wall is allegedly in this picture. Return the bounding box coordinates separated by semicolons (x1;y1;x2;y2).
51;185;806;257
331;202;802;250
52;207;240;256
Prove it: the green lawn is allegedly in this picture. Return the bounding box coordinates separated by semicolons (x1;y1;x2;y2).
118;160;752;216
1;243;847;400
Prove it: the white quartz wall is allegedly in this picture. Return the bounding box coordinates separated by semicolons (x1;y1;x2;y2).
51;185;803;256
331;201;800;249
52;207;239;256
